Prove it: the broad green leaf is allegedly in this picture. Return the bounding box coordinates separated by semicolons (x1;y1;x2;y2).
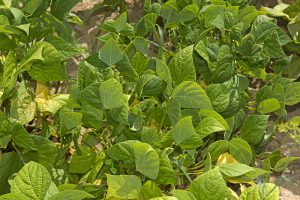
208;140;229;161
81;105;103;129
171;81;212;109
171;190;196;200
257;98;280;114
0;193;25;200
172;116;195;145
106;174;142;199
238;6;258;31
51;0;81;19
136;74;167;97
133;142;160;179
229;138;252;165
160;0;180;25
110;95;129;125
23;0;43;15
10;81;36;125
69;153;97;174
48;189;94;200
189;168;231;200
240;115;269;146
99;39;123;66
139;181;163;200
106;141;136;169
196;116;227;138
114;12;127;33
0;152;23;195
155;151;176;185
273;157;298;172
239;183;279;200
100;78;123;109
169;46;196;84
219;163;254;177
115;54;139;82
284;82;300;106
133;36;148;56
77;83;103;108
77;61;103;90
27;42;67;81
135;13;158;36
11;162;59;200
59;108;82;131
11;122;36;150
180;4;199;22
88;152;106;183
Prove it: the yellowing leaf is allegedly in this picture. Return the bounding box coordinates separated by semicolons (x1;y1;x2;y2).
217;153;238;165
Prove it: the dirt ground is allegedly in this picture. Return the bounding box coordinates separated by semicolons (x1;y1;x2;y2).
71;1;300;199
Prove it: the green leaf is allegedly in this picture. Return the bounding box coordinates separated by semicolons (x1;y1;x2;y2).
156;59;172;96
0;152;23;195
23;0;43;15
196;116;227;138
189;168;231;200
81;105;103;129
239;183;279;200
133;36;148;56
240;115;269;146
171;190;196;200
99;39;123;66
10;161;58;200
135;13;158;36
106;141;136;169
69;153;97;174
59;108;82;131
171;81;212;109
238;6;258;31
139;181;163;200
155;151;176;185
48;189;94;200
257;98;280;114
10;81;36;125
27;42;67;82
284;82;300;106
133;142;160;179
208;140;229;161
219;163;254;177
114;12;128;33
273;157;298;172
100;78;124;109
180;4;199;22
51;0;81;19
169;46;196;84
172;116;195;145
160;0;180;25
11;122;36;150
106;174;142;199
229;138;252;165
77;83;103;108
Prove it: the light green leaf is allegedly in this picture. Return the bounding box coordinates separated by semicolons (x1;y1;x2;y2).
240;115;269;146
11;161;59;200
100;78;123;109
155;151;176;185
273;157;298;172
114;12;127;33
172;116;195;145
171;81;212;109
23;0;42;15
219;163;254;177
48;189;94;200
133;142;160;179
139;181;162;200
81;105;103;129
180;4;199;22
169;46;196;84
99;39;123;66
59;108;82;131
133;36;148;56
229;138;252;165
10;81;36;125
170;190;196;200
239;183;279;200
285;82;300;106
257;98;280;114
69;153;97;174
106;174;142;199
189;168;231;200
196;116;227;138
156;59;172;96
208;140;229;161
160;0;180;25
135;13;158;36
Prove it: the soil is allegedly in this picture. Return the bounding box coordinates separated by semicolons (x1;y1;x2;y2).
70;1;300;199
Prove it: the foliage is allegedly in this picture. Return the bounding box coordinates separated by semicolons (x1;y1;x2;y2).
0;0;299;199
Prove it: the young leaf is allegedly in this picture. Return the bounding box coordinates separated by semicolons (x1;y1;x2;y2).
10;162;59;200
98;39;123;66
257;98;281;114
99;78;124;109
188;168;231;200
106;174;142;199
172;116;195;145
